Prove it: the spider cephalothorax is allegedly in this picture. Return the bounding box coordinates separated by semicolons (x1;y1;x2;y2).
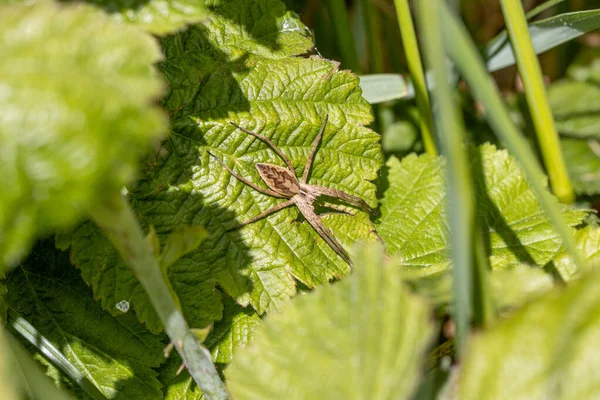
208;115;372;265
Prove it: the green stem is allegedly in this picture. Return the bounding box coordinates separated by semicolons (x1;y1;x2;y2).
500;0;574;203
393;0;437;155
416;0;476;356
326;0;361;72
439;3;584;270
90;194;229;400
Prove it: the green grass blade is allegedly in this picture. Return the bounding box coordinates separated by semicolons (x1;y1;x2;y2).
393;0;437;155
500;0;574;203
416;0;476;355
8;311;107;400
440;3;584;270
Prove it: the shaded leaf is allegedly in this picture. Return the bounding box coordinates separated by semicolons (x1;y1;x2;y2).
226;242;435;400
561;137;600;195
456;272;600;399
549;80;600;139
0;1;167;269
66;0;381;333
376;144;586;272
160;226;209;270
6;241;166;399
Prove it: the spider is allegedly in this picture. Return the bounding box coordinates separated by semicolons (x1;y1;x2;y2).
208;115;372;265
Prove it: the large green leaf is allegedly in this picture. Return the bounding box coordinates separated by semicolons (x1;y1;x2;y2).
226;242;435;400
0;1;167;269
5;241;166;399
65;0;382;335
455;271;600;399
376;144;586;272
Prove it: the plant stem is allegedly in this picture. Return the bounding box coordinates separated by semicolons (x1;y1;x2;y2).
500;0;574;203
439;3;584;270
393;0;437;155
326;0;361;72
90;194;229;400
416;0;476;356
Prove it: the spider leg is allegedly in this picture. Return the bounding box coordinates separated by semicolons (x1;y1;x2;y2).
229;122;295;173
311;185;372;212
317;203;355;217
208;151;285;198
228;199;295;231
295;199;352;266
301;114;329;183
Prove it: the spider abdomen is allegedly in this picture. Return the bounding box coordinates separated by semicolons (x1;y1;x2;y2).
256;163;300;197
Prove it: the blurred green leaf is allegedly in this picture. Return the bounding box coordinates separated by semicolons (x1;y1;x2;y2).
6;241;166;399
561;137;600;195
62;0;208;35
549;80;600;139
455;271;600;399
405;264;553;314
566;47;600;83
0;1;167;270
376;144;586;272
226;242;435;400
553;225;600;281
65;0;382;333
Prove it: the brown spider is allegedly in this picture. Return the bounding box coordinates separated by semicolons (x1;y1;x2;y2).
208;115;372;265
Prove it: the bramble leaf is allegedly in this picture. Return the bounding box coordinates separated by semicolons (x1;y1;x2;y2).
5;241;167;399
0;1;167;269
66;0;382;335
455;272;600;399
377;144;586;272
226;242;435;400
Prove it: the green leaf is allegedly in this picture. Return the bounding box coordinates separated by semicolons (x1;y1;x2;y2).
485;10;600;72
159;355;204;400
455;272;600;399
404;264;553;314
0;1;167;269
561;137;600;195
6;241;166;399
565;47;600;83
553;226;600;281
66;0;382;333
549;80;600;139
62;0;208;35
376;144;586;272
226;242;435;400
204;296;261;364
